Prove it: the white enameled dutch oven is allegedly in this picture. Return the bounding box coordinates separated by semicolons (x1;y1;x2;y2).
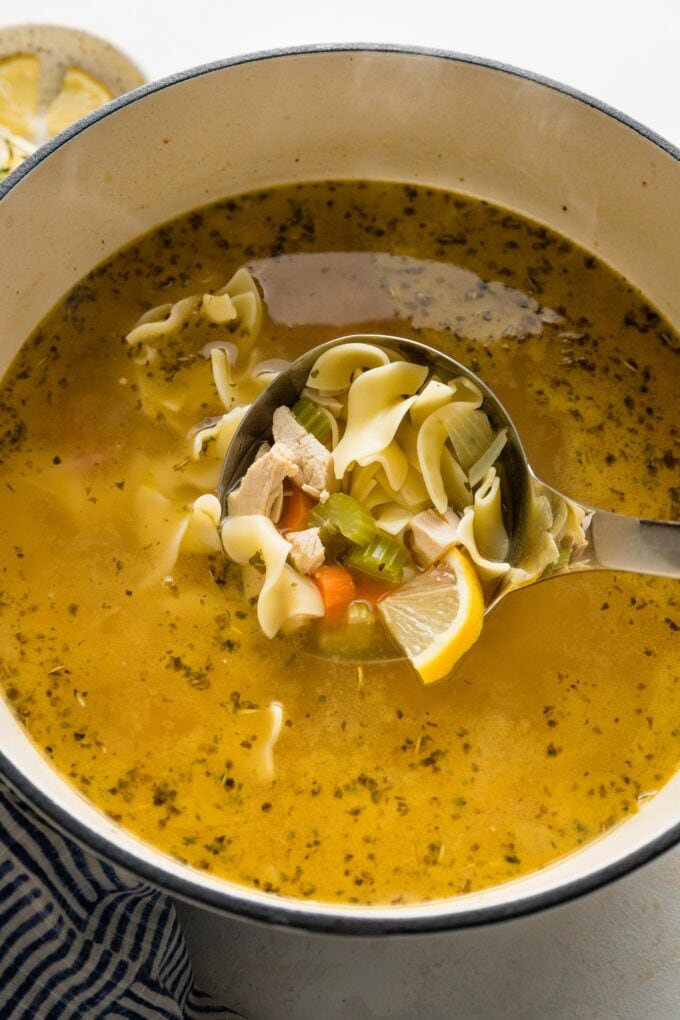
0;45;679;939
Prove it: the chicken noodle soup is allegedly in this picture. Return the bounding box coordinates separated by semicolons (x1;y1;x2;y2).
0;181;678;904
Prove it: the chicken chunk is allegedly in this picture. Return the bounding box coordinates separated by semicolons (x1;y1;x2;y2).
408;508;461;566
227;443;300;520
272;406;334;498
287;527;325;575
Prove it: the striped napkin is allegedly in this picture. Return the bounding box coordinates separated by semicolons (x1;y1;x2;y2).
0;780;240;1018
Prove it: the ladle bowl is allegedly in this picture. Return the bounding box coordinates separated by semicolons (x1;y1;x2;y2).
219;333;680;636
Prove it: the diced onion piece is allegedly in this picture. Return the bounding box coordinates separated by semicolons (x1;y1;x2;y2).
468;428;508;488
440;405;494;473
441;447;472;511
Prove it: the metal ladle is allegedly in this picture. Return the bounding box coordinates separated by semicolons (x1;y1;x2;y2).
219;335;679;654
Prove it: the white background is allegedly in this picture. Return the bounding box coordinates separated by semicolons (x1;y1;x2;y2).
2;2;680;1017
3;0;680;147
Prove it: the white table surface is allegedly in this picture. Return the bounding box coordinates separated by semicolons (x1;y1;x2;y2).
7;0;680;150
4;2;680;1017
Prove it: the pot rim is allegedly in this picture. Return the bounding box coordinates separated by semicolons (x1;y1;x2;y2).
1;42;679;935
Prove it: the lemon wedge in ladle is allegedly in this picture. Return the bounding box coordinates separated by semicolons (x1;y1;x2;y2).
377;546;484;684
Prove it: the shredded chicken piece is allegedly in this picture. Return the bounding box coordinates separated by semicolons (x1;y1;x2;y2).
408;508;461;566
227;444;300;520
287;527;325;575
272;406;334;498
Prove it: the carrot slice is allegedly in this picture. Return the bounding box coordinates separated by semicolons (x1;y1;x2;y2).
313;564;356;619
278;483;315;533
351;574;394;607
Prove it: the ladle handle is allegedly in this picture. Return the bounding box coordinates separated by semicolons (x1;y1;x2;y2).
585;510;680;579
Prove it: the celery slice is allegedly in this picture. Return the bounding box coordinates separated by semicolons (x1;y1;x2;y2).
345;534;409;584
292;397;332;443
308;493;376;546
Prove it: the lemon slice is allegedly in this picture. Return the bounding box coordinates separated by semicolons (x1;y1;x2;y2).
46;67;112;137
0;53;39;137
377;547;484;684
0;124;35;179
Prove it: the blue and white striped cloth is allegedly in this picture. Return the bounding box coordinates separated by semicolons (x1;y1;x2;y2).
0;780;240;1018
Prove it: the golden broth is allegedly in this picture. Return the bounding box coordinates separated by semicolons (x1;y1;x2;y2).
0;181;678;905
